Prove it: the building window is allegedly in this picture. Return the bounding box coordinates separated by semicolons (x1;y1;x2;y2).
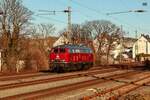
135;44;138;54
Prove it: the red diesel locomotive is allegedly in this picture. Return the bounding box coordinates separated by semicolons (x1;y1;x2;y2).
49;44;93;72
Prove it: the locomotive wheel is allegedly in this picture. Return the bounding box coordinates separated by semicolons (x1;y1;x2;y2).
51;65;58;72
69;63;74;72
54;66;60;73
63;66;68;72
82;64;90;70
80;64;85;70
60;67;65;73
52;65;63;73
83;65;89;70
77;64;82;71
59;67;65;73
73;64;77;71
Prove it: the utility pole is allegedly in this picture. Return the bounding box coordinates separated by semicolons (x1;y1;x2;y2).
135;30;138;61
0;11;3;71
64;6;72;43
119;25;123;63
38;7;72;44
135;30;138;39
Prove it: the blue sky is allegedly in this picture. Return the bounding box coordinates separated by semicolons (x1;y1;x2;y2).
23;0;150;37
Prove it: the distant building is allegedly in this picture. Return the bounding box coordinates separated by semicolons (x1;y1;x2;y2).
123;37;137;48
132;34;150;60
111;43;124;59
53;35;69;47
93;35;135;60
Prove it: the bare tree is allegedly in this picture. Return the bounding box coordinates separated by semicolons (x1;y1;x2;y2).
28;23;56;70
29;23;55;57
83;20;122;65
31;23;55;38
40;24;55;38
70;24;81;44
0;0;32;71
106;28;124;64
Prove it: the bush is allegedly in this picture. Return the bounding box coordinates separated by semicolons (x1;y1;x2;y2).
24;47;49;71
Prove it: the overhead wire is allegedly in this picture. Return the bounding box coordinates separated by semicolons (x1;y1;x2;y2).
34;0;68;25
119;0;150;34
33;0;70;26
71;0;105;15
33;0;149;35
70;0;149;34
58;0;94;23
34;14;66;24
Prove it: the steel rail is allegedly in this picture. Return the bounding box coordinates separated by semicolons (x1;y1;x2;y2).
1;70;140;100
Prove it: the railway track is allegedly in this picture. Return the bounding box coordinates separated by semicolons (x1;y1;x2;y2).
0;68;119;91
109;77;150;100
89;66;113;70
0;64;143;81
1;69;142;100
0;71;38;77
0;66;114;81
0;67;117;81
0;72;51;81
110;63;145;70
82;73;150;100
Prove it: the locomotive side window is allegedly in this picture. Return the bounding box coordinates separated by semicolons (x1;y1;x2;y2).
69;48;74;53
80;49;85;53
83;49;87;53
89;49;92;53
75;49;80;53
85;49;89;53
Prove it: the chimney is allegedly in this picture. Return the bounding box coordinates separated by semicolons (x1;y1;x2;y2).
146;34;149;39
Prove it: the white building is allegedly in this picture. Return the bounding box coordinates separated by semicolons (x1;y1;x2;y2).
132;34;150;59
111;43;125;59
53;35;69;47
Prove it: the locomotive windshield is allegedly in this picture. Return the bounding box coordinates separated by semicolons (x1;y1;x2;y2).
52;48;66;53
53;48;59;53
59;48;66;53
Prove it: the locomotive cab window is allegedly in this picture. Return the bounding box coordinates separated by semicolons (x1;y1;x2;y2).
60;48;66;53
53;48;59;53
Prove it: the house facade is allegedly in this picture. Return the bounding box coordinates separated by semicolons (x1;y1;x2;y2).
132;34;150;60
53;35;69;47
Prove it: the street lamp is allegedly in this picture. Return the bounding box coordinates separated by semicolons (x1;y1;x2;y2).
106;9;146;15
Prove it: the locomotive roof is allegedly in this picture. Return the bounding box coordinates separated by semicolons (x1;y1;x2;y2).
53;44;91;50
